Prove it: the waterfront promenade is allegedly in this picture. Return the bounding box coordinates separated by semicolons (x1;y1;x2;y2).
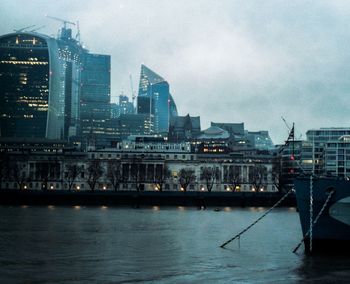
0;190;296;207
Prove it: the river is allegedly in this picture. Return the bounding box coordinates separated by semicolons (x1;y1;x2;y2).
0;206;349;283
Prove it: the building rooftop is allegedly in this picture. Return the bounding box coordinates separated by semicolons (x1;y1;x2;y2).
198;126;230;139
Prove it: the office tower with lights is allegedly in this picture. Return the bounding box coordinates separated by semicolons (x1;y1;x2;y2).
137;64;178;133
0;27;111;142
0;29;83;139
80;53;111;140
0;33;50;138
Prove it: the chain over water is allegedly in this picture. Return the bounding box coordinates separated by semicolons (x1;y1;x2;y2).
309;175;313;253
220;188;294;248
293;189;335;253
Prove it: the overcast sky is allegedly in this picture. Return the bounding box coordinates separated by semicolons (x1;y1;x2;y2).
2;0;350;144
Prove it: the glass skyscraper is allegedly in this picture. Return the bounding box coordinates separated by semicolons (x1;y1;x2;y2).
0;33;50;138
0;30;83;139
80;53;111;139
0;29;110;141
137;64;178;133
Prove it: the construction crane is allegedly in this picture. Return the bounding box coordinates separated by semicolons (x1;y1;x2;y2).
14;25;36;33
129;74;136;110
45;15;76;29
30;25;45;32
75;20;81;42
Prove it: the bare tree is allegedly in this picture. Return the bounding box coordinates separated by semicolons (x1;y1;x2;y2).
201;167;218;192
9;160;28;190
107;160;122;191
178;168;196;192
227;166;241;192
65;163;84;191
0;152;10;190
154;164;170;191
86;160;104;191
249;165;268;192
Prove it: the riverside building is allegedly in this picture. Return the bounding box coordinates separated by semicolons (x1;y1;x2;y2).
324;135;350;177
0;138;276;192
306;127;350;175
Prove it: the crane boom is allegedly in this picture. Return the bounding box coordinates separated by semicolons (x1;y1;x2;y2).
129;73;136;108
30;25;45;32
14;25;36;32
45;15;76;29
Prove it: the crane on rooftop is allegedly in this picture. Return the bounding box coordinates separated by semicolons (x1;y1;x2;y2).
45;15;76;29
30;25;45;32
46;15;81;42
129;74;136;111
14;25;36;33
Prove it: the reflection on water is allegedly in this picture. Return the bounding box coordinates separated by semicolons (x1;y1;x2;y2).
0;206;348;283
296;253;350;283
152;205;160;211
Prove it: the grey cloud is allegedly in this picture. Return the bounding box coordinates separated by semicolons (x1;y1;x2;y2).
1;0;350;144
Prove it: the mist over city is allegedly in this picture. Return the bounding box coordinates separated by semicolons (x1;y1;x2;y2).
2;0;350;143
1;1;350;283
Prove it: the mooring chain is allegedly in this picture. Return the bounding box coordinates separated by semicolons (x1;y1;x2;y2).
293;189;335;253
220;188;294;248
309;176;313;253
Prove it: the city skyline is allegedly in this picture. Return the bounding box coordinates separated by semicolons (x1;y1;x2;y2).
1;0;350;144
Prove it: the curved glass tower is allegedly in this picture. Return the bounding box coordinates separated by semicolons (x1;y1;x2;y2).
0;31;83;139
137;64;178;133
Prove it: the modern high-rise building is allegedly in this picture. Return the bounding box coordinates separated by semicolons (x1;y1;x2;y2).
137;64;178;133
0;33;50;138
0;30;80;139
0;27;110;142
80;53;111;139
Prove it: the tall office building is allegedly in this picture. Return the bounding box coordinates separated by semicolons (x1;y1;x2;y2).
137;64;178;133
0;33;49;138
0;30;81;139
0;28;110;142
80;53;111;139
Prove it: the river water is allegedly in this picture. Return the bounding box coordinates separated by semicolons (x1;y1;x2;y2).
0;206;349;283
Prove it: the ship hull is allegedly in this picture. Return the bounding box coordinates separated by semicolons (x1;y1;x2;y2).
294;177;350;253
